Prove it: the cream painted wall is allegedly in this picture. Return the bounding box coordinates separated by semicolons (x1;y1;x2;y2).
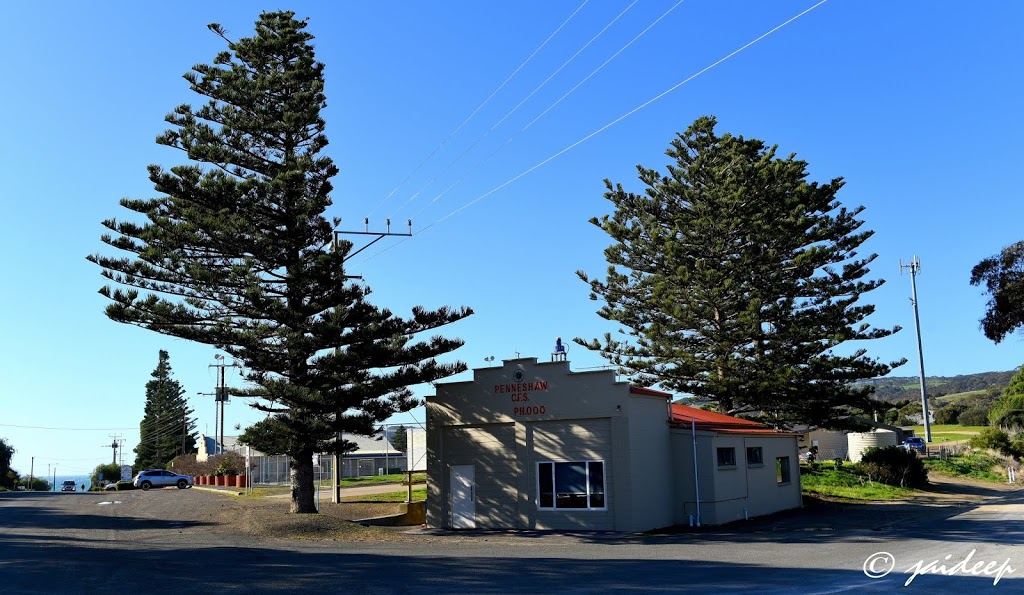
427;357;801;530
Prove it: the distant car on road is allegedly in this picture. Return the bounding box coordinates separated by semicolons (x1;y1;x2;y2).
61;480;78;492
901;436;927;454
133;469;193;490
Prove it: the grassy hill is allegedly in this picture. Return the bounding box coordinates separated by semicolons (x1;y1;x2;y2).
861;369;1017;404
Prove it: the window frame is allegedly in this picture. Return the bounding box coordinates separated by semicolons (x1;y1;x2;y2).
776;456;792;485
746;446;764;466
716;447;737;468
536;459;608;511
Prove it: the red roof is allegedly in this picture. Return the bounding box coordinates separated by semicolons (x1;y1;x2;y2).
669;403;789;434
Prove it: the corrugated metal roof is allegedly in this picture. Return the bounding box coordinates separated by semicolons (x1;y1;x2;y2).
669;403;796;435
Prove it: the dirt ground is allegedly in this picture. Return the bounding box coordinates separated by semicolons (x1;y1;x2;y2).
192;473;1020;543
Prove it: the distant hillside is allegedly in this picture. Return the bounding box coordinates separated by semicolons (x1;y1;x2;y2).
860;369;1018;403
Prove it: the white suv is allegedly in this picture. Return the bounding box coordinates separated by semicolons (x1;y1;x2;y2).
132;469;193;490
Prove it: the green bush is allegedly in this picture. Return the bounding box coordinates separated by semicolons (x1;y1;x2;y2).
970;427;1012;454
115;481;135;491
958;406;991;426
933;405;964;425
856;446;928;488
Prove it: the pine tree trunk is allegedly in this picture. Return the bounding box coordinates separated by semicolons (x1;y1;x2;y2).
289;453;317;513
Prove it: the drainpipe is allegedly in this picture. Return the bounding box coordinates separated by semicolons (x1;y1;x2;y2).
692;416;701;527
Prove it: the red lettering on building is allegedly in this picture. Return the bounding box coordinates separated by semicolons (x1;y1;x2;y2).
494;381;548;394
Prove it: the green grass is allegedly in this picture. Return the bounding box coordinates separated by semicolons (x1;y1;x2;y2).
934;390;987;404
339;472;425;486
903;425;986;443
342;487;427;503
923;453;1006;483
800;465;915;500
312;472;427;489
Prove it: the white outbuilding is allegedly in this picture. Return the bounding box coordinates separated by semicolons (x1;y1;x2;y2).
426;356;802;531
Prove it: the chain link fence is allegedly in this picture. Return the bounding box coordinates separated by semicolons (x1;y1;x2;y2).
247;454;405;485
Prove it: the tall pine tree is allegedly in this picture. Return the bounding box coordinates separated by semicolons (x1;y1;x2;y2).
135;350;196;470
578;116;905;428
88;11;471;513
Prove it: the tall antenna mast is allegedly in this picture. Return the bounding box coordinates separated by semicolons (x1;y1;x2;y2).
900;256;931;443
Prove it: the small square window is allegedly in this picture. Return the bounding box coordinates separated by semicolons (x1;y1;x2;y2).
717;447;736;467
776;456;791;484
746;447;763;465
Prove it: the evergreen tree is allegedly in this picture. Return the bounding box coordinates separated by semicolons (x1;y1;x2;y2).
578;116;904;428
0;438;14;489
134;350;196;470
88;11;471;513
390;424;408;453
970;241;1024;344
988;367;1024;428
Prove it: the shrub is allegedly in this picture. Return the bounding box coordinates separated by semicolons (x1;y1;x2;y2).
115;481;135;491
214;453;243;476
970;427;1012;454
933;405;964;425
958;406;991;427
856;446;928;488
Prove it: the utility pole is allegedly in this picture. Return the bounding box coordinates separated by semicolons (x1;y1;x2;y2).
197;391;216;453
327;220;412;502
182;416;188;456
105;436;122;465
209;355;240;456
29;457;34;492
900;256;931;443
333;218;413;275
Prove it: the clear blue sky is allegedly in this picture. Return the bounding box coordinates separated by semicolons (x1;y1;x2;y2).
2;1;1022;477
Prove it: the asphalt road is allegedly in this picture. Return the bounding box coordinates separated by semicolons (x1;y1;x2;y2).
2;485;1023;593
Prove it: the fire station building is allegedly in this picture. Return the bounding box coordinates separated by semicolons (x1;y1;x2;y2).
425;356;801;532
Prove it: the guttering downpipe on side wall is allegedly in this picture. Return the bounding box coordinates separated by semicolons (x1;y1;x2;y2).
692;416;701;527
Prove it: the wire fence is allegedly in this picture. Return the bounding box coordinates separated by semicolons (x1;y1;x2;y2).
247;454;407;486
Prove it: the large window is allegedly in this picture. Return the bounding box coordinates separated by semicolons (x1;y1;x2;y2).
776;457;791;484
537;461;606;510
717;447;736;467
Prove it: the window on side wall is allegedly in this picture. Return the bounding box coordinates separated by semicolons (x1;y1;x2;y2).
776;456;791;484
746;446;763;466
717;447;736;467
537;461;606;510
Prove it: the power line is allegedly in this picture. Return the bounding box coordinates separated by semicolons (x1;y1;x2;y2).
390;0;642;221
366;0;591;218
0;423;137;431
357;0;830;264
407;0;685;221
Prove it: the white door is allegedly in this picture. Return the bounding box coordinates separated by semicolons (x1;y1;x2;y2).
450;465;475;529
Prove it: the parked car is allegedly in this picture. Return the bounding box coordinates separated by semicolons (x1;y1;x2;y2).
61;480;78;492
132;469;193;490
901;436;927;454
